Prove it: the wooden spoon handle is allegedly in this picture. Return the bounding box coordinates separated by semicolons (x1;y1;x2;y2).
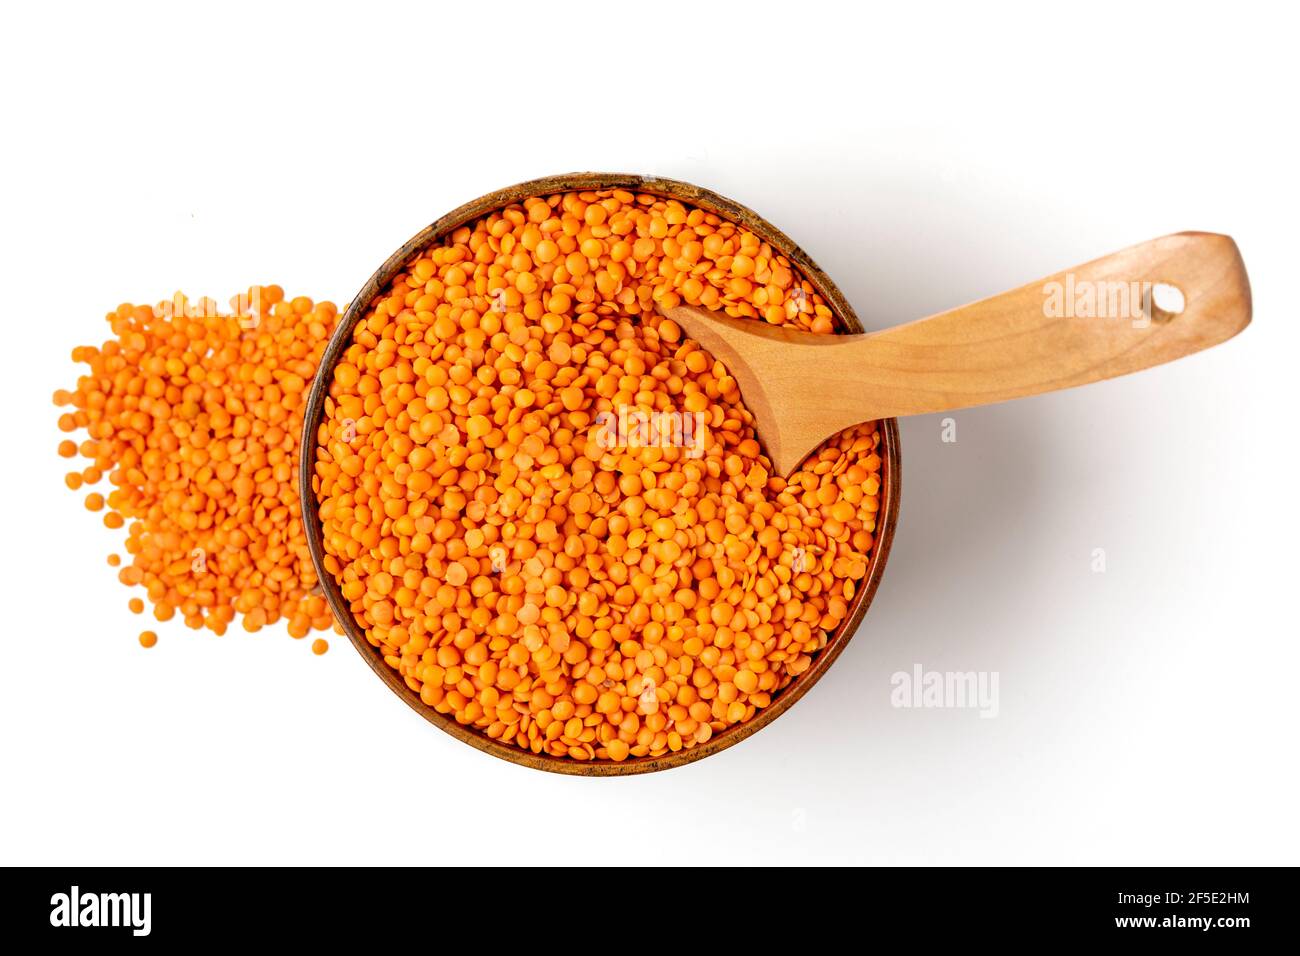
845;230;1250;418
665;232;1249;476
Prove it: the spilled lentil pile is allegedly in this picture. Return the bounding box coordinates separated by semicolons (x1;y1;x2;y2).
313;188;883;762
55;288;338;652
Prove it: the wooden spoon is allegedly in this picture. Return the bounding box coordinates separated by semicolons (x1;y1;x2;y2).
663;231;1250;476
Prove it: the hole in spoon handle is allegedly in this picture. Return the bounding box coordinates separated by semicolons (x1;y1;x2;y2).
1146;281;1186;322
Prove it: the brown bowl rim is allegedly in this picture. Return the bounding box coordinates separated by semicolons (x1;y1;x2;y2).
299;172;901;775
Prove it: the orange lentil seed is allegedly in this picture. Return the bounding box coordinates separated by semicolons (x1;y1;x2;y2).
56;287;340;642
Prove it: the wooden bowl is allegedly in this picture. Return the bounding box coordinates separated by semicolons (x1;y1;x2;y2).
300;173;901;774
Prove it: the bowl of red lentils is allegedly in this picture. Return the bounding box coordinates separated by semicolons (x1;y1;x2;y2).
302;173;900;774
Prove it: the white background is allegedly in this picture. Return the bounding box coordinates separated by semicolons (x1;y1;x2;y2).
1;1;1295;866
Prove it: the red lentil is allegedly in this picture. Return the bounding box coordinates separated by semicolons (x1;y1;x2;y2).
56;287;341;651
